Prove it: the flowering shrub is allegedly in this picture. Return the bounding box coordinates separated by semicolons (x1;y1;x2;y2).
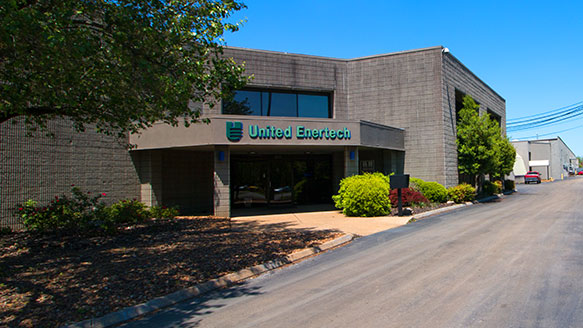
389;188;428;207
494;180;503;193
18;187;107;233
17;187;179;234
333;173;391;217
447;184;476;203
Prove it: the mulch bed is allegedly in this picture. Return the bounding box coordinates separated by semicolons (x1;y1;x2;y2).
0;217;341;328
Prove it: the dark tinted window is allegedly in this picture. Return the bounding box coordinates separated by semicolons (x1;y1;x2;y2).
223;89;331;118
223;90;262;115
270;92;297;117
298;94;329;118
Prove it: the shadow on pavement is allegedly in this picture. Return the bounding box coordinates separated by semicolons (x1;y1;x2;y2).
120;282;263;327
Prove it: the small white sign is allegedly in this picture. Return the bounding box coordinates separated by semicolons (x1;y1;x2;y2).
529;160;549;166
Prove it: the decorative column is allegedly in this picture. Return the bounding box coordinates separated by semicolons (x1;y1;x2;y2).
137;150;162;207
213;145;231;217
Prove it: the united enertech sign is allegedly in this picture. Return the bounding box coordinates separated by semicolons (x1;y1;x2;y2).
226;121;352;141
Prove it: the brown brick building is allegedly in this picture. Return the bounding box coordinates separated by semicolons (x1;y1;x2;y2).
0;46;505;227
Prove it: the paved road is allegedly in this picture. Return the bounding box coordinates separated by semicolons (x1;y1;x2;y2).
123;178;583;328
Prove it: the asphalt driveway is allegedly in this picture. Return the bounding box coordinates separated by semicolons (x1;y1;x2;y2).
123;177;583;328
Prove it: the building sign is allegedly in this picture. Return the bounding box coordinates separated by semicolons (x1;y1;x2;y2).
226;122;243;142
226;121;352;142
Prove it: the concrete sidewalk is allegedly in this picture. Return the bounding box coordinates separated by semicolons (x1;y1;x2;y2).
231;210;412;236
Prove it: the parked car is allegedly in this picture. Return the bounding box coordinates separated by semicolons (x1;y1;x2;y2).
578;170;583;176
525;171;542;184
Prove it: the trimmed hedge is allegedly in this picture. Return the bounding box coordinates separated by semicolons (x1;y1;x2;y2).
447;183;476;203
333;173;391;217
410;177;448;203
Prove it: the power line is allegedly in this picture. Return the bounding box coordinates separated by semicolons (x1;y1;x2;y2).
507;100;583;124
507;106;583;132
511;124;583;140
507;103;583;127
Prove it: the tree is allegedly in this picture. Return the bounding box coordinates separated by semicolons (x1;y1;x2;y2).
457;95;496;188
1;0;248;137
578;156;583;168
456;95;514;191
491;134;516;178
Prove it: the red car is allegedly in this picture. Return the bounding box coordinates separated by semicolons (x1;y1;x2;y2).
578;170;583;176
525;171;542;184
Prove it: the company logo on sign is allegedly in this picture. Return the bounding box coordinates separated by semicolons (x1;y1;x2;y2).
226;121;243;141
226;121;352;142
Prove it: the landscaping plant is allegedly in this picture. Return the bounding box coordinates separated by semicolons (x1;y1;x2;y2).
389;188;428;207
17;187;107;233
150;205;180;220
504;179;515;191
447;183;476;203
105;199;149;225
410;178;448;203
333;173;391;217
482;180;502;196
17;187;179;234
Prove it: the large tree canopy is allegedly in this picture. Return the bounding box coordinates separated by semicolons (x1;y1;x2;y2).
0;0;248;137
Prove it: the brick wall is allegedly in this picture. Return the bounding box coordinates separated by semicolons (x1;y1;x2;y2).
221;47;349;119
0;118;140;229
442;53;506;187
161;150;213;215
347;48;445;184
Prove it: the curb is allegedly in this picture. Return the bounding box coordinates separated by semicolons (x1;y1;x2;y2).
410;203;470;221
65;233;354;328
410;190;515;222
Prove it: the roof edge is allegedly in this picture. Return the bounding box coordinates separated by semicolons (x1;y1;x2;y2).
224;45;444;62
443;52;506;102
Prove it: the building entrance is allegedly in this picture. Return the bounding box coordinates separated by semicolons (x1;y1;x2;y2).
231;155;333;208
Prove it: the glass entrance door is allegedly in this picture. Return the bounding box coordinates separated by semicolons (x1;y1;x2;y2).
231;155;332;209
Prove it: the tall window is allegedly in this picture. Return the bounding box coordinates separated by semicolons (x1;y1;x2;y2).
223;89;332;118
487;109;501;127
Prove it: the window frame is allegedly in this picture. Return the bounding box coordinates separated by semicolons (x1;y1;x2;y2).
222;87;333;119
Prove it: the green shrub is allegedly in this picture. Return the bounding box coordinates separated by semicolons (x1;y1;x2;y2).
409;177;448;203
332;173;391;217
105;199;149;225
16;187;178;235
409;177;423;192
494;180;503;193
504;179;515;191
482;180;502;196
419;181;448;203
18;187;107;233
447;183;476;203
150;205;180;219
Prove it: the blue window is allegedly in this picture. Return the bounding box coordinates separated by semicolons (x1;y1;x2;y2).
223;89;331;118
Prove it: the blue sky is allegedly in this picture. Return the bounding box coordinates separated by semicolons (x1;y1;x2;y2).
223;1;583;157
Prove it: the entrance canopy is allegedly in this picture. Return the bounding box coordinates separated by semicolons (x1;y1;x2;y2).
130;116;404;152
